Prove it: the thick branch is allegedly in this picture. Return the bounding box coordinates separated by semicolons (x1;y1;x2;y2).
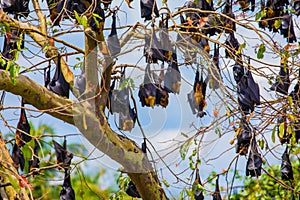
0;70;168;199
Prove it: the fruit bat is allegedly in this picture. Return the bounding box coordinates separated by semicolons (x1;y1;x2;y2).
270;65;290;95
246;137;262;177
293;121;300;143
1;0;30;17
126;181;141;198
212;175;222;200
140;0;159;21
183;1;199;22
74;68;86;95
15;101;31;147
1;30;23;70
277;111;289;144
237;70;260;114
208;44;222;89
48;55;70;98
159;14;172;62
187;68;207;118
222;0;236;33
138;64;157;107
155;85;169;107
53;139;73;169
144;29;164;63
280;146;293;181
233;63;244;84
29;140;40;175
293;0;300;16
11;143;25;171
119;106;137;131
89;1;105;32
238;0;255;11
107;12;121;57
236;119;252;155
280;12;297;43
197;0;214;15
110;75;130;114
56;0;86;17
44;63;51;87
46;0;61;26
164;50;181;94
141;139;147;154
224;32;240;59
60;169;75;200
193;168;204;200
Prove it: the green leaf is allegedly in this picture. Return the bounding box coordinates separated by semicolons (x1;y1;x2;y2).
279;122;285;139
74;10;81;24
180;140;192;160
161;179;170;187
274;19;282;29
81;16;88;28
271;125;276;143
255;9;266;21
237;43;246;55
257;43;266;59
181;132;189;138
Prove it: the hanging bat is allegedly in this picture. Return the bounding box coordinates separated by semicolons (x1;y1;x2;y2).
208;43;222;89
126;181;141;198
197;0;214;15
183;1;199;23
277;111;290;144
155;86;169;107
119;106;137;131
237;70;260;114
141;139;147;154
294;121;300;143
107;11;121;57
140;0;159;21
1;30;23;70
11;143;25;171
164;50;181;94
74;68;86;95
280;146;293;181
222;0;236;33
246;137;262;177
293;0;300;16
29;140;40;175
56;0;87;16
224;32;240;59
159;14;172;62
138;64;157;107
144;29;164;63
44;63;51;87
53;138;73;169
89;1;105;32
238;0;255;11
193;168;204;200
201;14;222;36
48;54;70;98
1;0;30;17
60;169;75;200
15;101;31;147
187;68;207;118
280;13;297;43
236;119;252;155
270;64;290;95
212;175;222;200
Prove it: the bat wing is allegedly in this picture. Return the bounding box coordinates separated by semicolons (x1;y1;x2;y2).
15;102;31;147
140;0;159;20
60;170;75;200
126;181;141;198
280;147;294;180
193;168;204;200
107;13;121;57
155;85;169;108
48;55;70;98
159;17;172;62
187;91;197;114
247;71;260;105
236;120;252;155
11;143;25;171
53;140;65;164
212;176;222;200
246;138;262;177
270;65;290;95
